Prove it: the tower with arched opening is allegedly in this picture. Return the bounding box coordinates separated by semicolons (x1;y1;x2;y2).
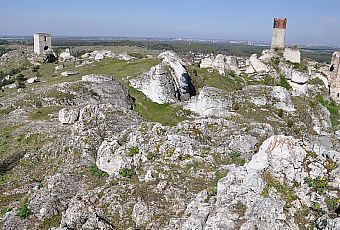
34;33;52;54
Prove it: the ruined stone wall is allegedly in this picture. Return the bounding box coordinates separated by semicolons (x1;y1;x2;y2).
34;33;52;54
330;52;340;102
271;18;287;49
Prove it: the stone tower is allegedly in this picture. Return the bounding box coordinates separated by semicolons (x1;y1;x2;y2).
34;33;52;54
330;52;340;103
271;18;287;49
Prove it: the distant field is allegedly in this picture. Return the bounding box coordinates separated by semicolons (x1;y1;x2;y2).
1;37;337;63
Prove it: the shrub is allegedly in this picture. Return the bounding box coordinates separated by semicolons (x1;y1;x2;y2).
119;168;134;178
16;203;32;219
128;146;139;157
305;177;328;195
146;152;158;160
89;165;108;177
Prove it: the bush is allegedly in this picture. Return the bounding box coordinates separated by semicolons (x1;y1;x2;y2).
128;146;139;157
119;168;134;178
146;152;158;160
16;203;32;219
89;165;108;177
305;177;328;195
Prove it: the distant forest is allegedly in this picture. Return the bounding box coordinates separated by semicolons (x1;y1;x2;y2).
0;38;335;63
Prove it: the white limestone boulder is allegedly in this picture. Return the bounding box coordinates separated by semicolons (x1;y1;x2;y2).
249;54;270;73
283;48;301;64
27;76;39;84
130;51;195;104
81;74;113;83
58;108;79;124
59;49;75;62
96;140;129;176
184;87;233;118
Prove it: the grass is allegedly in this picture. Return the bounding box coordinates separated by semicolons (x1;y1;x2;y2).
261;172;298;205
16;202;32;219
130;86;191;126
316;95;340;128
29;106;62;120
127;146;139;157
226;152;246;166
119;168;134;178
189;67;243;92
89;165;108;177
305;177;328;195
39;214;62;230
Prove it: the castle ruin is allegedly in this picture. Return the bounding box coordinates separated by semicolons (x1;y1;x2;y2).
330;52;340;103
34;33;52;54
271;18;287;49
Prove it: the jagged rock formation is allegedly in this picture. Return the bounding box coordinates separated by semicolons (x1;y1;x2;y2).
200;54;241;75
130;51;196;104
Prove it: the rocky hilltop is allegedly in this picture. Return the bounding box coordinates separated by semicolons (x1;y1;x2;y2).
0;46;339;230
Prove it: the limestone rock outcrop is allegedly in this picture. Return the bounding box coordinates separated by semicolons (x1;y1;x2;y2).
200;54;241;75
130;51;195;104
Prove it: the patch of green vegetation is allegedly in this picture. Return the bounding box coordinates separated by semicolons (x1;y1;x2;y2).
16;203;32;219
306;151;317;159
278;75;292;90
127;146;139;157
233;201;247;216
146;152;158;160
189;67;243;92
326;197;339;212
325;159;338;171
119;168;134;178
291;59;308;72
29;106;62;120
89;165;108;177
308;77;324;86
130;87;190;126
0;207;12;218
227;152;246;166
261;172;298;205
207;187;217;196
305;177;328;195
109;179;119;187
0;107;15;116
311;202;324;215
316;95;340;128
43;90;76;103
40;214;62;230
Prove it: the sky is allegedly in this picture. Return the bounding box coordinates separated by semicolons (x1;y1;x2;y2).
1;0;340;46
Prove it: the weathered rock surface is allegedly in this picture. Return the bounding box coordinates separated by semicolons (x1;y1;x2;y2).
200;54;241;75
130;51;195;104
58;108;79;124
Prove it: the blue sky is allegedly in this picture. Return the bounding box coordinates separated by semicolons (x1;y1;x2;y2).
1;0;340;46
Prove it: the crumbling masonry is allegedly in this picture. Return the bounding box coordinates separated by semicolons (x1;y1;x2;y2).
34;33;52;54
330;52;340;103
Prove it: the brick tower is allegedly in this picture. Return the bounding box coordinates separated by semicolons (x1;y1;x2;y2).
271;18;287;49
